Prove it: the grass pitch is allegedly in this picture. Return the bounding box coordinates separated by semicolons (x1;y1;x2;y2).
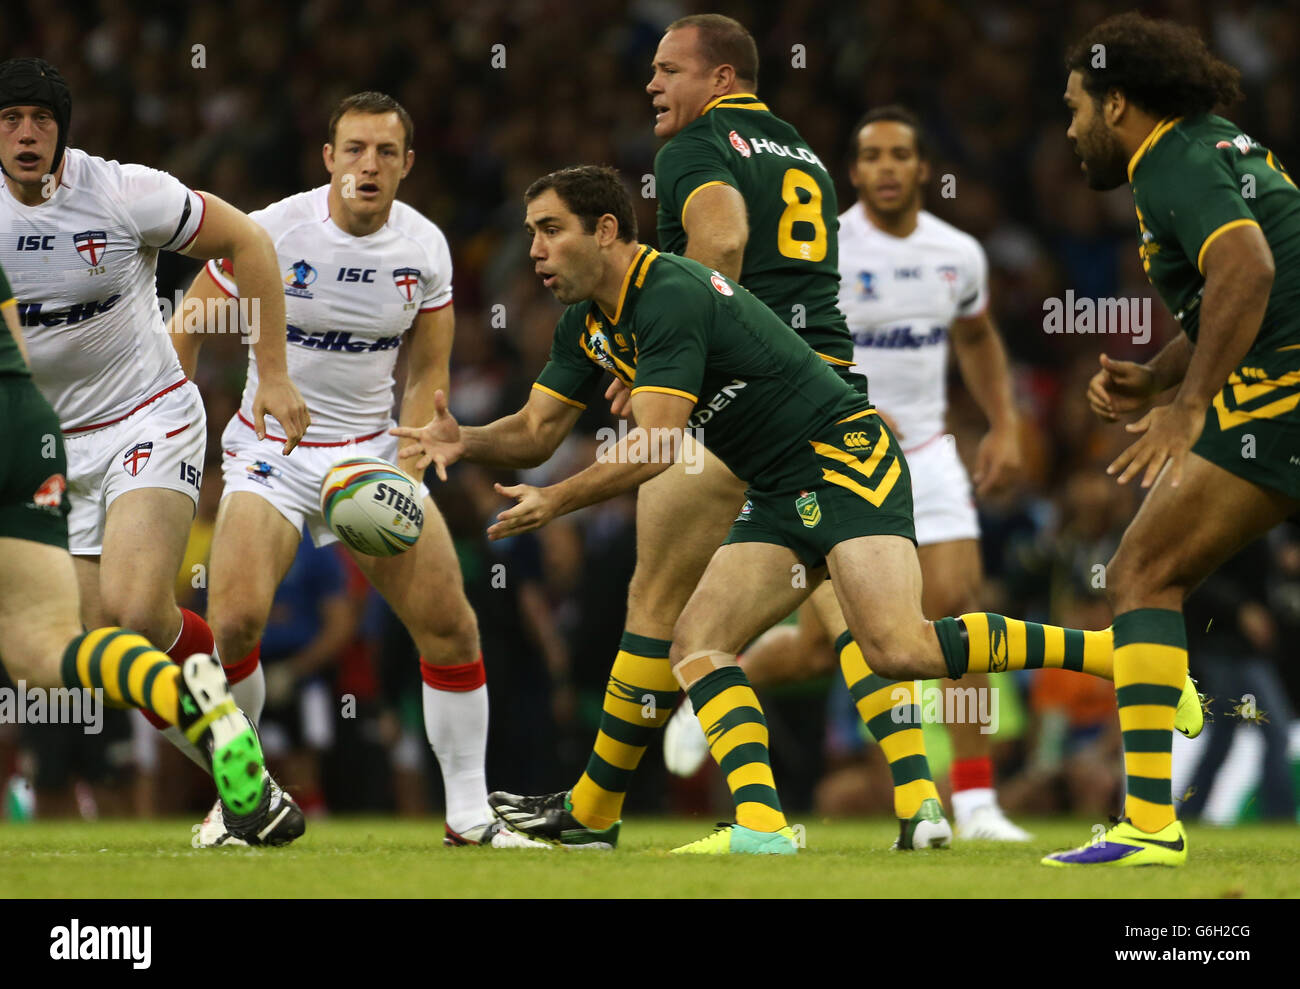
1;816;1296;898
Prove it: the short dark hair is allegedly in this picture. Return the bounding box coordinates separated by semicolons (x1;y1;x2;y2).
525;166;638;243
667;14;759;88
851;105;930;161
1065;13;1242;119
328;91;414;152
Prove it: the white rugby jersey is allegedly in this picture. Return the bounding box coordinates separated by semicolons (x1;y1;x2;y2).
0;148;204;431
208;185;452;441
838;204;987;449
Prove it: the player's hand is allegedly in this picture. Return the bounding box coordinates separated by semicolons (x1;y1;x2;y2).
389;389;464;481
973;421;1022;497
1088;353;1158;422
486;481;558;540
605;378;633;418
1106;401;1204;489
253;372;311;454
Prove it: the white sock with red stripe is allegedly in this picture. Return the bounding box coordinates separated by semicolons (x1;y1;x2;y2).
225;645;265;726
420;655;490;835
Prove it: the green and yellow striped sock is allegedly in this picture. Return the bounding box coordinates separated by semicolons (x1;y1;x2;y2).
61;627;181;725
570;632;678;830
935;614;1112;679
1113;608;1185;833
836;631;939;819
688;665;787;833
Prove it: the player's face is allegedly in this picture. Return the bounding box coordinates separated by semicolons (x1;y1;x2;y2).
1064;71;1128;191
0;105;59;186
324;111;413;218
525;190;603;304
850;121;927;217
647;28;721;139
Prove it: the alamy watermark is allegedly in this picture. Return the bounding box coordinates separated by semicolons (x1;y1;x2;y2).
1042;292;1151;345
595;420;705;474
891;682;999;734
158;290;261;343
0;683;103;735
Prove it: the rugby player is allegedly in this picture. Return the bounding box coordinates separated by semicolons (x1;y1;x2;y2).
662;105;1031;842
0;258;269;837
171;92;499;846
0;57;309;840
396;166;1201;855
1041;12;1298;866
488;12;964;850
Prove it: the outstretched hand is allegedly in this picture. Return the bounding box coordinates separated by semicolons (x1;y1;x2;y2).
388;389;464;481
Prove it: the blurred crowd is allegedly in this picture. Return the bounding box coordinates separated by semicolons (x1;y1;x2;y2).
2;0;1297;825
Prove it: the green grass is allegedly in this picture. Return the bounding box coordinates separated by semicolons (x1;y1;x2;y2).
0;817;1295;898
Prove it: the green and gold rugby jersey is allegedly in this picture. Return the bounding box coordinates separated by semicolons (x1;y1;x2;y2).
655;93;854;366
534;246;867;489
0;261;27;377
1130;114;1300;355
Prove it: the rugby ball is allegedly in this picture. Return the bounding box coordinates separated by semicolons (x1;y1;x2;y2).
320;456;424;557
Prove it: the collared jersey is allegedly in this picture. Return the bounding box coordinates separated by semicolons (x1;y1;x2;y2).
207;185;452;441
533;247;864;488
1129;114;1300;355
0;148;204;430
0;261;23;376
654;93;853;365
838;205;987;446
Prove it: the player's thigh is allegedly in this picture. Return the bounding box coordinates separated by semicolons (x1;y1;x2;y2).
826;534;934;680
671;541;817;661
207;491;303;635
916;538;982;617
97;487;196;624
0;538;83;685
1107;452;1297;611
627;437;748;630
350;494;477;642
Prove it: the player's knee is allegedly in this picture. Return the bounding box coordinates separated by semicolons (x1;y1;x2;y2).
100;595;175;649
209;608;265;661
411;600;479;661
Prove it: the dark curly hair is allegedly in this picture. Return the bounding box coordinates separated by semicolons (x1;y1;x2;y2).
525;165;637;243
1065;12;1243;119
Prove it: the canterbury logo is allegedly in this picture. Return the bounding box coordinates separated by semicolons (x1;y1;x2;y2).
843;431;871;450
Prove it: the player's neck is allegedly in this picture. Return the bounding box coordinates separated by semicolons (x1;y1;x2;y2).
862;200;919;238
327;186;391;237
594;241;645;317
4;159;64;207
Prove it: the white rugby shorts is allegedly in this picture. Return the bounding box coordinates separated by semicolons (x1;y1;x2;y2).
64;379;206;555
219;413;428;548
903;431;980;547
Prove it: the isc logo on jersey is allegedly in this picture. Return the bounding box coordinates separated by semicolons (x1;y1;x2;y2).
320;457;424;557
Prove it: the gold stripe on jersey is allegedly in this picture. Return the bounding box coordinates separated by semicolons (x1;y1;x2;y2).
531;382;587;409
634;248;659;288
1197;218;1261;274
681;181;731;223
836;408;878;425
701;93;769;115
630;384;698;403
600;245;650;325
816;351;855;367
0;297;15;309
1127;116;1183;181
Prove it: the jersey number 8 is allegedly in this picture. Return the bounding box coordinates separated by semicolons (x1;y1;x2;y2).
777;168;828;262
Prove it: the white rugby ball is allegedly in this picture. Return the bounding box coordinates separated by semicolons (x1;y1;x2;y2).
320;456;424;557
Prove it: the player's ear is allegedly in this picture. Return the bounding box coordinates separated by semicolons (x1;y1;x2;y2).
322;143;335;175
596;212;618;246
402;148;414;179
1103;88;1126;127
917;158;931;186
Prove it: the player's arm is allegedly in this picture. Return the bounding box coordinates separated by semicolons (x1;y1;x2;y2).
396;304;454;478
391;384;584;479
181;193;311;452
949;309;1021;495
486;390;692;540
1110;223;1274;487
681;183;749;281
